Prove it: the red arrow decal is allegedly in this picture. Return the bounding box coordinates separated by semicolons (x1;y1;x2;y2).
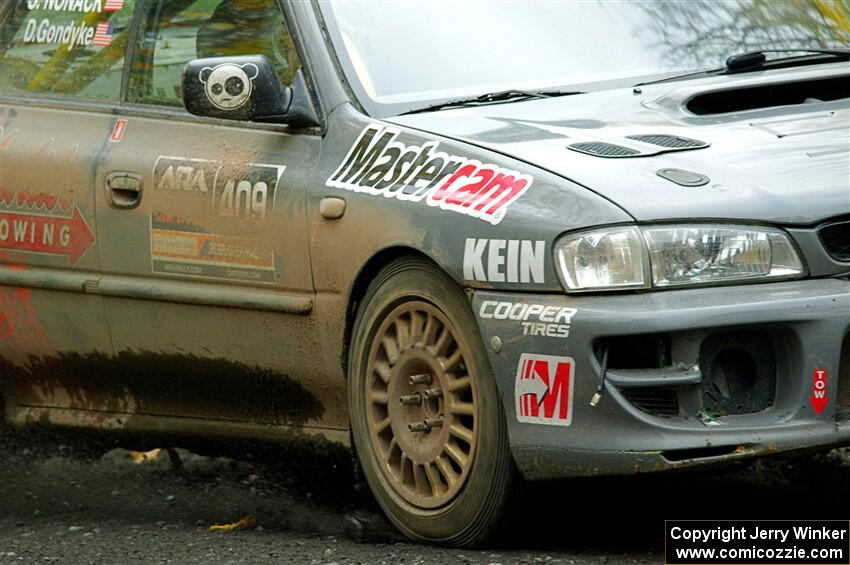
0;205;95;266
809;368;829;414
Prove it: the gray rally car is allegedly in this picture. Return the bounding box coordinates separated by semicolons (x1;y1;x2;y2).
1;0;849;547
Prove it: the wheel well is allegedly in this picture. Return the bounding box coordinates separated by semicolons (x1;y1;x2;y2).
342;247;446;376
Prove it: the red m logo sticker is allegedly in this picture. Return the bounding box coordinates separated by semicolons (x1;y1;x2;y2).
515;354;574;426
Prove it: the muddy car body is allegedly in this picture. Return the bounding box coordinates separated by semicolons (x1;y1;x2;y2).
1;0;849;547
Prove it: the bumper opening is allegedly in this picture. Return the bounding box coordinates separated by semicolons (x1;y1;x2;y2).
699;331;776;416
662;444;744;462
600;329;780;420
839;333;850;412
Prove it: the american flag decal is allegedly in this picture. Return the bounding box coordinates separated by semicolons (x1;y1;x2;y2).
92;22;113;47
104;0;124;10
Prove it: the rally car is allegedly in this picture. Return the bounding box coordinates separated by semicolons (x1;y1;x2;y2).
1;0;848;547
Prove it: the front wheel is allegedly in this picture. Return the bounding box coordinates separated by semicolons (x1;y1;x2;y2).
348;258;514;547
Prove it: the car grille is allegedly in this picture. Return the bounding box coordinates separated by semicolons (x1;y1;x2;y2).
567;142;640;158
625;134;708;149
621;388;680;418
820;220;850;262
838;334;850;410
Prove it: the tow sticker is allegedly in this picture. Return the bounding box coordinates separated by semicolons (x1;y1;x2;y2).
0;191;95;266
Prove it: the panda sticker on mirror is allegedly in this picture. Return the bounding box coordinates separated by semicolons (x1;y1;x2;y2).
199;63;259;111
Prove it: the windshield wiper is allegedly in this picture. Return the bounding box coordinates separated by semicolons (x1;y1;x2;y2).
634;48;850;88
400;89;583;115
725;48;850;71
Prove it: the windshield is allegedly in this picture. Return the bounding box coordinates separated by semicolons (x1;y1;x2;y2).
319;0;850;116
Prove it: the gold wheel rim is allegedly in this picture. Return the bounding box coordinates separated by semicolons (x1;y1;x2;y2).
365;301;479;510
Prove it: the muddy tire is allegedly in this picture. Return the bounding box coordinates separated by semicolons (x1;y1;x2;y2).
348;257;514;547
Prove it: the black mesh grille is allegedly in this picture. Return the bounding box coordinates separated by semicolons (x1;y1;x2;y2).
567;142;640;158
820;220;850;262
621;388;680;418
626;134;708;149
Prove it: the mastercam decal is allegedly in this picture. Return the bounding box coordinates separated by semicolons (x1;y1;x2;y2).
150;157;285;283
326;125;533;225
515;354;575;426
463;238;545;283
479;301;576;338
0;191;95;266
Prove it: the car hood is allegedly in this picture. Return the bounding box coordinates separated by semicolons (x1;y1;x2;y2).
388;64;850;225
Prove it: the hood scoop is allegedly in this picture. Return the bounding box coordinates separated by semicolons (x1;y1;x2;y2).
686;75;848;116
567;134;709;158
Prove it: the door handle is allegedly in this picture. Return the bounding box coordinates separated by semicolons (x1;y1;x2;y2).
106;172;143;209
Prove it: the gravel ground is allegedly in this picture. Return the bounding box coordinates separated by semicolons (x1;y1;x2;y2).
0;428;848;565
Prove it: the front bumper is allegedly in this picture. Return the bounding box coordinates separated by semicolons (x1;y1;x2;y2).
473;278;850;480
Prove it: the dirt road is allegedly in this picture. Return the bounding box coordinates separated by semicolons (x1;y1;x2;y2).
0;429;847;564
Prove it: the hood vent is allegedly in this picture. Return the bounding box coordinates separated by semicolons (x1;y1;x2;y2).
625;134;708;150
686;76;848;115
568;134;709;158
567;142;640;158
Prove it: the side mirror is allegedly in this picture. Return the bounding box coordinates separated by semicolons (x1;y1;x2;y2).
182;55;291;122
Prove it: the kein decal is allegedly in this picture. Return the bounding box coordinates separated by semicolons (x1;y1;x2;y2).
199;63;259;111
0;190;95;266
463;238;545;284
479;301;576;338
515;354;574;426
327;126;532;225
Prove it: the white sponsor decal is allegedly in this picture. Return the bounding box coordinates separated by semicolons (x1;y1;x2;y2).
152;156;284;224
463;238;545;284
27;0;106;12
22;0;124;48
326;126;533;225
479;301;576;338
515;354;575;426
23;18;96;48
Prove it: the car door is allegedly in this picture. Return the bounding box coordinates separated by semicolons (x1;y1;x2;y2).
92;0;343;432
0;1;134;425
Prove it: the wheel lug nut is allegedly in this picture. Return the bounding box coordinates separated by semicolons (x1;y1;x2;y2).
408;373;432;386
408;418;444;432
408;421;429;432
425;418;443;428
424;388;443;400
399;394;421;406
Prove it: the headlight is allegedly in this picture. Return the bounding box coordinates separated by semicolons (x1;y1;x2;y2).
556;226;649;291
644;225;805;287
556;225;805;292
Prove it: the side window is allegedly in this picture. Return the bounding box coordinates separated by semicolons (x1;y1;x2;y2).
0;0;135;101
128;0;301;108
